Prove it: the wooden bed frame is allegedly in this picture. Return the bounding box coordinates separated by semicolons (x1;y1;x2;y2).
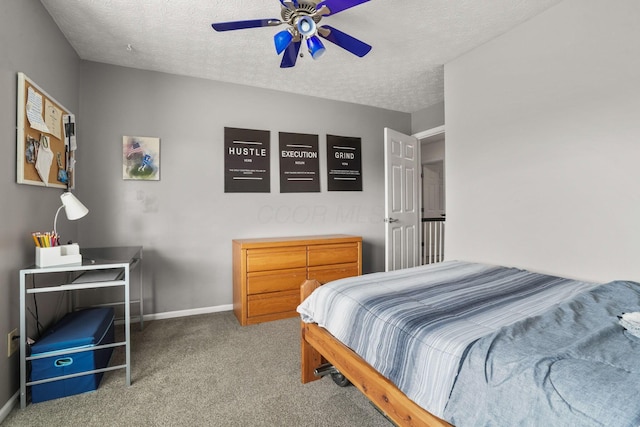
300;279;453;427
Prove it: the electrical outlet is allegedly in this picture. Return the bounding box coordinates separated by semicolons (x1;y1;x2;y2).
7;329;18;357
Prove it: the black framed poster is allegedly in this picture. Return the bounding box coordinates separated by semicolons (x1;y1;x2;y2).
279;132;320;193
327;135;362;191
224;127;270;193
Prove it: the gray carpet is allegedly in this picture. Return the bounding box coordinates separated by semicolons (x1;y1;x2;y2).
3;312;393;426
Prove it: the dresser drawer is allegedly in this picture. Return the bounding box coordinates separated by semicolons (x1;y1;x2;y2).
246;246;307;272
307;243;360;267
247;289;299;318
247;268;307;295
308;263;360;284
233;235;361;325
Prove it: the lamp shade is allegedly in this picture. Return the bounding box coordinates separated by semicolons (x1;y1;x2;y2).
296;16;317;37
274;29;294;54
306;35;326;60
60;192;89;220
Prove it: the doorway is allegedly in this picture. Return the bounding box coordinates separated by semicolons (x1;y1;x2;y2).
383;126;445;270
417;126;445;264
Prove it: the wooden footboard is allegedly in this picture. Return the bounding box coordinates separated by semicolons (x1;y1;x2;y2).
300;279;452;427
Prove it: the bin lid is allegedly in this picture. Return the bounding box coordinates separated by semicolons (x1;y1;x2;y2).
31;307;115;355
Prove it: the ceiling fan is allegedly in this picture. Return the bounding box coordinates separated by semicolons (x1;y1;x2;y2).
211;0;372;68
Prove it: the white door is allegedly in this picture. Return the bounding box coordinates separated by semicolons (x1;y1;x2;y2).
422;161;445;218
384;128;421;272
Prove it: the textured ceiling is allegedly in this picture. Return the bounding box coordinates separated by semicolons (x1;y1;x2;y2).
40;0;563;113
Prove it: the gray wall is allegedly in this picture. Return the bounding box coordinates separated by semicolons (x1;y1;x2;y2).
77;62;411;315
445;0;640;282
0;0;80;411
412;101;445;134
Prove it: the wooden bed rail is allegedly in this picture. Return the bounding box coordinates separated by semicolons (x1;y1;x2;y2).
299;279;452;427
300;279;325;383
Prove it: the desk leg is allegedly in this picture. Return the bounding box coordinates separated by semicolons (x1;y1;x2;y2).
19;273;27;409
125;265;131;386
138;251;143;331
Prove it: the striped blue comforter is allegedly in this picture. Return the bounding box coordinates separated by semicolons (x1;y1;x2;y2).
297;261;599;419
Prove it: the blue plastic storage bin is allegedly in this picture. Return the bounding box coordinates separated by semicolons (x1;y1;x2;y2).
30;307;115;403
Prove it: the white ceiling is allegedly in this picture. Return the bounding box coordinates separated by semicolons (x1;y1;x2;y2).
40;0;563;113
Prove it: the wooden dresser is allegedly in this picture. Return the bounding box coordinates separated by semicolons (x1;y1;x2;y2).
232;234;362;326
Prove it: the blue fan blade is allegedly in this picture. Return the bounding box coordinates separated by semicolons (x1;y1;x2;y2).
319;26;371;57
316;0;369;15
280;0;299;8
280;41;301;68
212;19;281;32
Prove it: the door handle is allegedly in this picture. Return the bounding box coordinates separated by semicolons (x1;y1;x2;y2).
384;218;399;223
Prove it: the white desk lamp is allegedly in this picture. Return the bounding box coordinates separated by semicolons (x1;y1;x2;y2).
53;192;89;235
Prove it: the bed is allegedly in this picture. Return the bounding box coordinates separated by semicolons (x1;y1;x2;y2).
297;260;640;426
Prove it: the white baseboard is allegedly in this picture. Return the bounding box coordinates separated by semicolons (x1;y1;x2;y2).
0;391;19;425
114;304;234;326
142;304;233;321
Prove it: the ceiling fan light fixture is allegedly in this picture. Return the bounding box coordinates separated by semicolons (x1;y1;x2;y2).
296;15;317;37
306;35;326;59
211;0;372;68
274;29;294;54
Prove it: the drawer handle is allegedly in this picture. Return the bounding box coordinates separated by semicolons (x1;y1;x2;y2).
54;357;73;367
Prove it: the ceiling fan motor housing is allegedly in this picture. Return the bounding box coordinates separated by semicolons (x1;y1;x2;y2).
281;1;322;26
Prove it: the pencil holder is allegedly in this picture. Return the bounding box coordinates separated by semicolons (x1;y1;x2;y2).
35;244;82;267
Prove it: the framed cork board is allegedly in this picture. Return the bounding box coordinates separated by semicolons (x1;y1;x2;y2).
16;72;75;189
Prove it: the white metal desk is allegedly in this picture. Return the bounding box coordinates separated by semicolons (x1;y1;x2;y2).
80;246;144;330
19;246;142;408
